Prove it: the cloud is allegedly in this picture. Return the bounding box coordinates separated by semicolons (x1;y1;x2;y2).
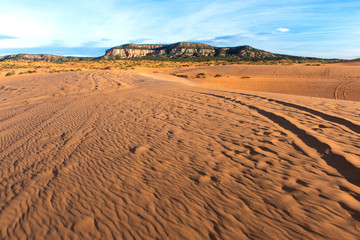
199;32;269;47
0;34;17;40
275;28;290;33
80;39;112;48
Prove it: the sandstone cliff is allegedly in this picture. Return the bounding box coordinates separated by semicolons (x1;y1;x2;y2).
103;42;287;60
104;42;217;59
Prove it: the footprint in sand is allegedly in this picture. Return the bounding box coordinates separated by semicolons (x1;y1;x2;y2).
129;145;150;155
191;171;220;185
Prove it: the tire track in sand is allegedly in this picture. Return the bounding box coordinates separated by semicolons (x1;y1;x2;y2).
343;81;355;100
0;87;110;238
0;107;100;237
197;91;360;187
334;80;355;100
208;90;360;134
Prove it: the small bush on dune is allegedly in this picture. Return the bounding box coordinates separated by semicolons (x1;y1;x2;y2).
49;69;61;73
306;63;322;66
172;73;189;78
196;72;207;78
19;70;37;75
215;74;222;77
5;70;15;76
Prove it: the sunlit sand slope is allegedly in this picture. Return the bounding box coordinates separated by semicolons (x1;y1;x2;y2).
170;63;360;101
0;71;359;239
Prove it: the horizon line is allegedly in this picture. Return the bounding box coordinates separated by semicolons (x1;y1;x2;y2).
0;42;347;60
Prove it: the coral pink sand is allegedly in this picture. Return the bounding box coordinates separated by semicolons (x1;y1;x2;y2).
0;70;359;239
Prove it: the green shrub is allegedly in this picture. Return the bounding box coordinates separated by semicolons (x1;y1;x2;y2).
196;72;207;78
306;63;322;66
5;70;15;76
49;69;61;73
19;70;37;75
172;73;189;78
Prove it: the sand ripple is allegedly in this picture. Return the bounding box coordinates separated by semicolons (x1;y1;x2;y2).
0;71;359;239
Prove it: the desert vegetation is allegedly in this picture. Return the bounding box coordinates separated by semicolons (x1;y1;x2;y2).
0;57;336;77
5;70;15;76
19;70;37;75
196;72;207;78
171;73;189;78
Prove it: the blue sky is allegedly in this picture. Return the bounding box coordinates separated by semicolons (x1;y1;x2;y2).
0;0;359;58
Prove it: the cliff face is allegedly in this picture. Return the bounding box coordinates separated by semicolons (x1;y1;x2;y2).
225;46;277;58
103;42;217;59
105;48;165;58
164;42;215;56
103;42;282;59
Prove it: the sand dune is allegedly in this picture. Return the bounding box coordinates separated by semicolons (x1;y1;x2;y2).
166;63;360;101
0;70;359;239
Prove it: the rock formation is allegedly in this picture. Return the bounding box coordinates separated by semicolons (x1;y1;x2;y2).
0;42;319;62
103;42;284;59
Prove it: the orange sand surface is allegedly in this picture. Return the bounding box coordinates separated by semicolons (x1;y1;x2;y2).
160;62;360;101
0;69;359;239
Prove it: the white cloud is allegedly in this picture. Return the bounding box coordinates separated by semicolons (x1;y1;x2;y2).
0;13;57;48
276;28;290;33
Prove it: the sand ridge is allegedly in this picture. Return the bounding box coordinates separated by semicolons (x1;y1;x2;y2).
0;70;359;239
165;63;360;101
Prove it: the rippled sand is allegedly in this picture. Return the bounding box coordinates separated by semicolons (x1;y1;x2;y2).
0;71;359;239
